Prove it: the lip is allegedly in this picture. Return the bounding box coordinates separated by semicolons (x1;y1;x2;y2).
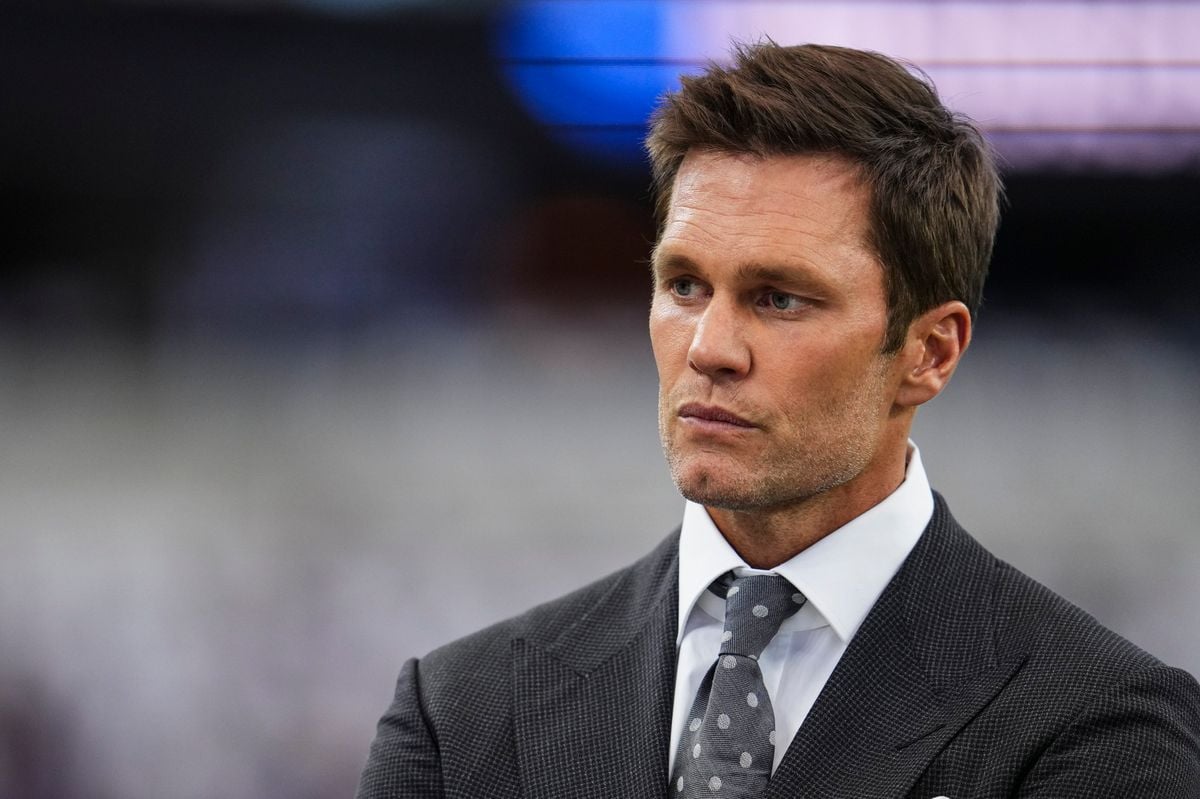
677;402;757;429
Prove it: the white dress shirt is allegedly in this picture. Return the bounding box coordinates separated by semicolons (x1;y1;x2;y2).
668;444;935;775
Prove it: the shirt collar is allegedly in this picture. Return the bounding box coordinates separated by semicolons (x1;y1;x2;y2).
676;442;934;645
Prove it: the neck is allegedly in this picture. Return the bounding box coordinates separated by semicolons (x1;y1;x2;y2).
708;437;910;569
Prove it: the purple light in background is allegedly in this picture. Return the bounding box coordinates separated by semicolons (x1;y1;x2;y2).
495;0;1200;171
665;0;1200;170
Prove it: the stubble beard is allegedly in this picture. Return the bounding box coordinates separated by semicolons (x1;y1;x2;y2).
658;365;890;514
661;425;876;513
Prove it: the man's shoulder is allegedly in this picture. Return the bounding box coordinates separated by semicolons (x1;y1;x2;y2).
419;529;680;689
924;495;1176;687
900;496;1200;792
993;545;1199;724
994;555;1160;668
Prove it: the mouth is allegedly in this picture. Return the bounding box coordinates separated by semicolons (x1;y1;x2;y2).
677;403;757;429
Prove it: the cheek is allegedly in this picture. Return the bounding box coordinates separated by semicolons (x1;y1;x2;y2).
648;307;692;377
767;343;866;413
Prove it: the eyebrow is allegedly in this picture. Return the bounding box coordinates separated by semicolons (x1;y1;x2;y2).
734;263;803;285
649;250;694;279
736;263;834;297
653;252;833;296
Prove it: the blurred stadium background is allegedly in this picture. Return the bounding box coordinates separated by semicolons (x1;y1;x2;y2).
2;2;1198;796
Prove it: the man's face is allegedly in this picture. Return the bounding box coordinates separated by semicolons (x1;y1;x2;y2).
649;150;907;513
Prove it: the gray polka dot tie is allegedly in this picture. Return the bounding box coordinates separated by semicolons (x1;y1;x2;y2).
671;574;806;796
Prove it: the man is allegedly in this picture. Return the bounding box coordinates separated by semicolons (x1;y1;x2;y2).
357;43;1200;797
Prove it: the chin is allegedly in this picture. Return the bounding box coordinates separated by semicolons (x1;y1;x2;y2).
668;457;761;511
667;447;856;513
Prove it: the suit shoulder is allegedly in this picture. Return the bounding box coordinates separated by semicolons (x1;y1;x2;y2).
987;559;1200;790
419;530;678;692
983;543;1198;728
991;556;1164;678
923;496;1165;677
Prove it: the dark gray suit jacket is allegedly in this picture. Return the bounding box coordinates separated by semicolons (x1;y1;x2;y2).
357;496;1200;797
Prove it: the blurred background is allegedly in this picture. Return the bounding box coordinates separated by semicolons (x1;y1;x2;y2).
1;1;1198;796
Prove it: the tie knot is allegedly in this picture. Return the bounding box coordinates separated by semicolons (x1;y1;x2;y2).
719;574;805;658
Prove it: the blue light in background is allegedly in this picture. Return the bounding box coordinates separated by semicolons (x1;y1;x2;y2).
496;0;680;167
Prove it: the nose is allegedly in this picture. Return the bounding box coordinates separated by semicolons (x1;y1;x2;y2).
687;297;751;380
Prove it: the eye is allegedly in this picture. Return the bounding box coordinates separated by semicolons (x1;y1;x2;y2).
763;290;802;311
670;278;700;297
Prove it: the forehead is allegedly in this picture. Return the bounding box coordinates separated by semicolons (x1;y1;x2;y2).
655;150;874;272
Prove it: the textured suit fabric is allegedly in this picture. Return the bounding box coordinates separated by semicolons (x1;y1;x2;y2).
356;495;1200;798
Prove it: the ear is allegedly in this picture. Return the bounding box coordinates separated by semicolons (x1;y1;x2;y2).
894;300;972;408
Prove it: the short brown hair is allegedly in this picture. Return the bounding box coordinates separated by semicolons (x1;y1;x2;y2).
646;42;1002;352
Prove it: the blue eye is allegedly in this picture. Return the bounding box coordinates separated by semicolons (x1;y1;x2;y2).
769;291;795;310
672;279;697;297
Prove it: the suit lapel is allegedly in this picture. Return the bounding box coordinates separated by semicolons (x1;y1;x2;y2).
767;497;1031;798
513;535;679;799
